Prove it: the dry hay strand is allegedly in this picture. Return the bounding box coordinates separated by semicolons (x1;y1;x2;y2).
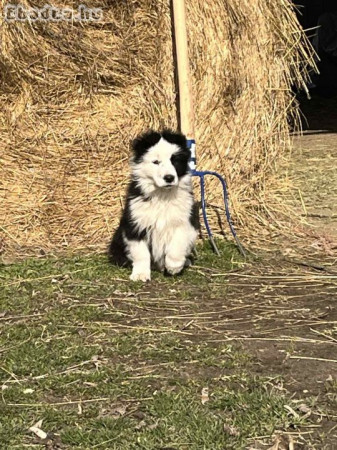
0;0;316;257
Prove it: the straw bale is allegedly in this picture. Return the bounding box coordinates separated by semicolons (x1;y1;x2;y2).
0;0;315;256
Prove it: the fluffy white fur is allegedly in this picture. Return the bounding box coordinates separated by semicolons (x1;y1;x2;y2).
129;141;197;280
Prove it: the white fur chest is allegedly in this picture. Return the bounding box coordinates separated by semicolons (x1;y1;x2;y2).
129;186;194;263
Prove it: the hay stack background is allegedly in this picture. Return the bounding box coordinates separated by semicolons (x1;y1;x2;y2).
0;0;314;257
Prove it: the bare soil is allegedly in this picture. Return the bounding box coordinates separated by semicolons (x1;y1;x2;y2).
240;96;337;448
192;96;337;448
210;259;337;449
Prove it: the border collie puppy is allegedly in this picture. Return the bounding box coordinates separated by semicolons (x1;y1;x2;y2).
108;130;199;281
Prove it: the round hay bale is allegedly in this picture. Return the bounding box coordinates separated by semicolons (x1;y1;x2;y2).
0;0;315;256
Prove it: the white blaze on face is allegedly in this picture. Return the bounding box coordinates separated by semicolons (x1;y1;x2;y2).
132;138;180;191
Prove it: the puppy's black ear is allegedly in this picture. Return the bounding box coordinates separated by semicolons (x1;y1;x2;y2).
161;129;188;153
132;130;161;163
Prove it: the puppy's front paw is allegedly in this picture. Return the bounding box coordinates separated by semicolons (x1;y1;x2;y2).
130;271;151;282
165;259;185;276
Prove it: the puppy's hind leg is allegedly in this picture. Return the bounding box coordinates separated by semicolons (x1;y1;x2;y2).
127;240;151;282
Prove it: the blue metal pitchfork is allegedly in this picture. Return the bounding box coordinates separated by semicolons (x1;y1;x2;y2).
187;139;246;257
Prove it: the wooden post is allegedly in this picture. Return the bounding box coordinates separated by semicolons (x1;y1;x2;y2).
172;0;195;141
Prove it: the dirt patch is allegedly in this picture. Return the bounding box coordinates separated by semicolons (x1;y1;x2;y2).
104;257;337;448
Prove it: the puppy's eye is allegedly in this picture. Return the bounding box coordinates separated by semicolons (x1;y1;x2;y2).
152;160;160;165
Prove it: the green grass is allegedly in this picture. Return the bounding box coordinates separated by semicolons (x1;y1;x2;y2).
0;241;307;448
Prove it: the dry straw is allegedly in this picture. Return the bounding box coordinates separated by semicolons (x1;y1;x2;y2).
0;0;315;257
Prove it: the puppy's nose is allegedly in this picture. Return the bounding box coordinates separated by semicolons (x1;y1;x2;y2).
164;175;174;183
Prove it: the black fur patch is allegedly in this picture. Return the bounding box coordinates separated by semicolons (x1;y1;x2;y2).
170;151;190;178
108;180;147;266
161;129;188;150
132;130;161;163
162;130;191;178
189;201;200;230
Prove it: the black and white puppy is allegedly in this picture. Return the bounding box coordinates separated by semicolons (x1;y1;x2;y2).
108;129;199;281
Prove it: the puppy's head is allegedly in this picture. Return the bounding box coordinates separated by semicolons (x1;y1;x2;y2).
131;130;191;192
